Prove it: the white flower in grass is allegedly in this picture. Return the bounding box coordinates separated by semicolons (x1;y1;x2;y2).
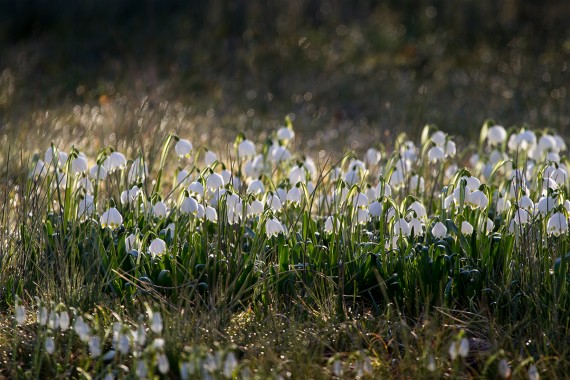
467;190;489;209
431;131;447;146
324;216;340;234
89;164;107;180
45;336;55;355
458;338;469;358
408;201;427;221
196;204;205;219
448;341;458;360
427;354;436;372
136;360;148;378
78;194;95;217
266;193;283;212
247;179;265;195
518;195;534;211
128;157;148;184
537;196;555;215
527;364;539;380
120;186;141;205
176;169;192;187
103;151;127;173
344;170;360;186
365;148;381;165
32;159;47;177
125;233;137;251
461;221;474;235
496;198;511;213
444;140;456;157
409;175;425;193
249;200;264;217
485;218;494;233
175;139;193;158
274;187;287;202
157;353;170;374
100;207;123;229
74;316;91;342
59;310;69;331
76;177;94;193
432;222;447;239
271;145;291;163
71;155;88;174
45;146;67;168
394;218;411;237
187;181;204;198
369;201;383;217
389;169;405;188
266;218;285;238
286;187;302;205
223;352;238;378
409;218;423;236
238;139;256;158
487;125;507;146
352;192;369;208
356;208;370;224
375;182;391;198
428;146;445;162
205;206;218;222
514;208;530;225
204;150;218;167
180;196;199;215
15;298;25;325
206;172;225;192
153;201;168;218
37;305;48;326
149;238;166;257
365;186;376;202
289;165;306;185
498;359;511;379
547;212;568;236
89;336;102;358
277;126;295;141
151;311;163;334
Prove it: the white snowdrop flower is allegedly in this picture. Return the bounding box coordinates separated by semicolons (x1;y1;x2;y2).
464;176;481;191
444;140;456;157
128;157;148;183
537;196;555;215
153;201;168;218
409;175;425;193
120;185;141;205
151;311;163;334
509;130;536;152
249;200;264;217
158;353;170;374
513;208;530;225
238;139;256;158
76;177;94;193
431;131;447;146
15;299;25;325
408;201;427;220
104;151;127;173
461;221;474;235
467;190;489;209
394;218;411;237
277;126;295;141
288;165;306;185
498;359;511;379
45;336;55;355
376;181;391;198
356;208;370;224
352;192;369;208
428;146;446;162
365;187;376;202
125;234;137;251
54;172;67;189
485;218;494;233
206;172;225;192
74;316;91;342
266;193;283;212
538;134;557;153
149;238;166;257
48;310;59;330
271;145;291;163
395;157;411;173
196;204;205;219
44;146;57;166
389;169;405;188
89;164;107;180
37;305;48;326
386;207;396;221
71;155;88;174
369;201;383;217
409;218;423;236
444;195;454;210
527;364;539;380
59;310;70;331
275;187;287;202
100;207;123;229
547;212;568;236
89;336;102;358
78;194;95;217
175;139;193;158
223;352;238;378
266;218;285;238
458;338;469;358
204;150;217;167
286;187;302;205
344;169;360;186
136;360;148;378
329;166;342;181
518;195;534;211
324;216;340;234
32;159;47;177
549;167;567;186
427;354;436;372
176;170;192;187
187;181;204;198
244;155;264;178
448;341;458;360
487;125;507;146
247;179;265;195
432;222;447;238
365;148;381;165
564;200;570;213
469;153;480;167
348;159;366;173
205;206;218;222
180;196;199;215
496;198;511;213
220;169;233;187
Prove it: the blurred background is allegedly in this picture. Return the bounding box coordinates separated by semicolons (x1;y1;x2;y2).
0;0;569;154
